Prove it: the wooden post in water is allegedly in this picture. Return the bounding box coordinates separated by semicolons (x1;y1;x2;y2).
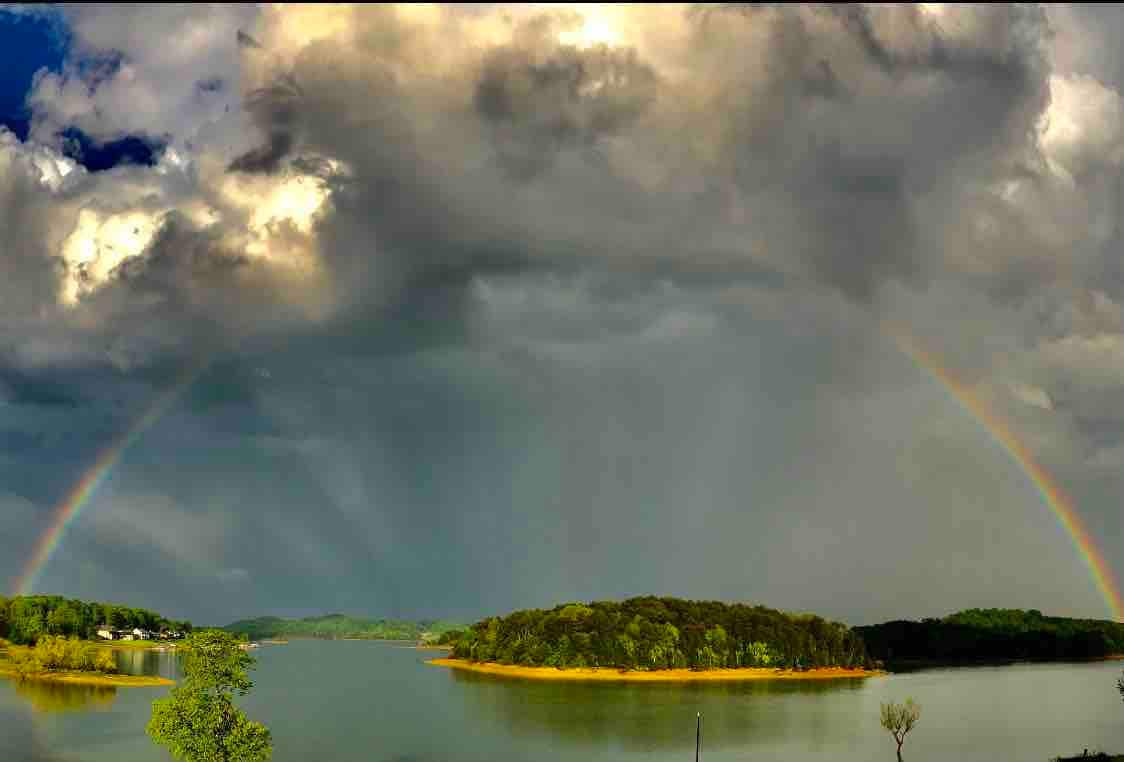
695;712;701;762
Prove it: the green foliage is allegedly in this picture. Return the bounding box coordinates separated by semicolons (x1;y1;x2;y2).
5;635;117;676
858;608;1124;667
147;630;271;762
880;698;921;757
0;595;191;645
451;596;868;672
436;629;466;646
223;614;463;641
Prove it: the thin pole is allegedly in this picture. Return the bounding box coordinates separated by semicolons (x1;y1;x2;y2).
696;712;701;762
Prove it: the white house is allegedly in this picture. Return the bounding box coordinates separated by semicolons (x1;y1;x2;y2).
132;627;151;640
96;626;116;640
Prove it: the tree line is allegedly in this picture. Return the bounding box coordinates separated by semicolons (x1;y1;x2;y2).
0;595;192;645
222;614;464;641
856;608;1124;667
450;596;870;671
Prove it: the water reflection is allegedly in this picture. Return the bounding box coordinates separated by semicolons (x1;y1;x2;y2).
0;647;179;716
450;669;868;752
114;647;180;679
13;680;117;713
0;704;63;761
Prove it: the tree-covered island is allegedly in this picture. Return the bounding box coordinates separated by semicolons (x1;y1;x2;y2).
438;596;873;679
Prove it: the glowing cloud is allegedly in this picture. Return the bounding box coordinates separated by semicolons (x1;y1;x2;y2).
60;209;161;305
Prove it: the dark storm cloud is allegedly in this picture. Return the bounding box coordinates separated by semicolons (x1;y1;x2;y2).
8;4;1124;626
228;75;301;173
218;3;1052;311
0;367;81;407
473;44;658;179
236;29;262;49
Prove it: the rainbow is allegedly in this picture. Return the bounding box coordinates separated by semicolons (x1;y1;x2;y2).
889;326;1124;622
10;326;1124;623
10;360;208;597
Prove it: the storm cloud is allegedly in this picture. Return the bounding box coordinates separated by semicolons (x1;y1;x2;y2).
2;4;1124;626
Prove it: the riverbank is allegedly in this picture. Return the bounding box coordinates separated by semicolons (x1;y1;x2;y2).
88;639;177;651
428;658;882;682
0;664;173;687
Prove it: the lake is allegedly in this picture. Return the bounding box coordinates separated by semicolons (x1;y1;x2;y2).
2;640;1123;761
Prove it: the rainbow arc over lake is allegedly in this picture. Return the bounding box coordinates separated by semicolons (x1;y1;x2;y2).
889;326;1124;622
10;361;208;597
10;330;1124;622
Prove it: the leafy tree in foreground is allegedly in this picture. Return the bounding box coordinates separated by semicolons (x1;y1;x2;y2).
880;698;921;761
147;630;271;762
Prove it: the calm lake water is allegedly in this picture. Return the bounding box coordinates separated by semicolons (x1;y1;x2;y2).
2;640;1123;761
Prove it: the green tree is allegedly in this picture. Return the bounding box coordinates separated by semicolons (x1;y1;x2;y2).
880;698;920;761
147;630;271;762
1117;670;1124;702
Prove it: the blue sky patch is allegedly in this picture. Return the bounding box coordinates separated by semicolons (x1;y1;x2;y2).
0;8;69;140
59;127;166;171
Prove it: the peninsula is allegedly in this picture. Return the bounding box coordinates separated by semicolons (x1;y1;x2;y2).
0;635;173;688
856;608;1124;669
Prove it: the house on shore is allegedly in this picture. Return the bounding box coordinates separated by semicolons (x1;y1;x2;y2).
95;625;186;641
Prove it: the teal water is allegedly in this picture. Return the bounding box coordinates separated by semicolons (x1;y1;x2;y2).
2;640;1123;761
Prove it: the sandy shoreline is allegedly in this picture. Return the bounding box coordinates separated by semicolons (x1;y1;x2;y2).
428;658;882;682
0;666;174;688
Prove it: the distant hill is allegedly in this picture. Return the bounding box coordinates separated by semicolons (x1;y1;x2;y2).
450;596;869;670
857;608;1124;668
222;614;464;642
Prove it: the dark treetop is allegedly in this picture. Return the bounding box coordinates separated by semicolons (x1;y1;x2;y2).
856;608;1124;668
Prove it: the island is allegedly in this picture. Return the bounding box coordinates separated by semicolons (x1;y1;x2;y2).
856;608;1124;669
222;613;464;643
432;596;881;682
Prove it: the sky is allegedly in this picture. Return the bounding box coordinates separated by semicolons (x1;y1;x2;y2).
2;4;1124;628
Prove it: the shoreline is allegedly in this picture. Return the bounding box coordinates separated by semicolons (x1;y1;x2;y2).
428;658;883;682
85;639;179;651
0;666;174;688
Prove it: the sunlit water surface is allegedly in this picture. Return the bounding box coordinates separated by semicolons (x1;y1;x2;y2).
2;640;1122;761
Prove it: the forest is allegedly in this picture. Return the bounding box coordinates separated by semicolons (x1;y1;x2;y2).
449;596;869;671
856;608;1124;667
223;614;464;641
0;595;192;645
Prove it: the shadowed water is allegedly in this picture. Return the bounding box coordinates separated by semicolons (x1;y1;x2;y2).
2;640;1123;761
